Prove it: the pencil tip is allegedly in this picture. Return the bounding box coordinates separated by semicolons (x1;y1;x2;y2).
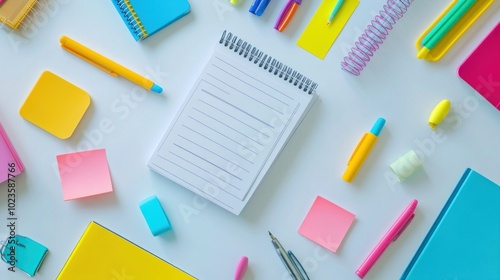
268;231;272;236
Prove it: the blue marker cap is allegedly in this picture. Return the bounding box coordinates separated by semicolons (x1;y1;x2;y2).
370;118;386;137
250;0;270;16
150;84;163;94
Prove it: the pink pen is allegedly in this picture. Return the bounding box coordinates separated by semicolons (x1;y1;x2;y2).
356;199;418;279
234;256;248;280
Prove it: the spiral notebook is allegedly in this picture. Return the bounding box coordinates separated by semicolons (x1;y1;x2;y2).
148;31;319;215
401;168;500;279
0;0;38;30
111;0;190;41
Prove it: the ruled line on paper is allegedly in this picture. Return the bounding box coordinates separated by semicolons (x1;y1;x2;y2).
206;73;286;115
198;99;272;139
192;108;264;147
162;152;242;191
213;55;295;103
201;89;275;129
182;125;257;163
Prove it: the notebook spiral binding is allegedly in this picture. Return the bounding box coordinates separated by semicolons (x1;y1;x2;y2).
114;0;148;40
220;31;318;95
341;0;414;76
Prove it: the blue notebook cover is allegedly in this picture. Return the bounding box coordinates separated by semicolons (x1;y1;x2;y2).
111;0;190;41
401;168;500;279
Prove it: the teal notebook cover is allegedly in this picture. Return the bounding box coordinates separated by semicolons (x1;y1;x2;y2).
111;0;190;41
401;168;500;279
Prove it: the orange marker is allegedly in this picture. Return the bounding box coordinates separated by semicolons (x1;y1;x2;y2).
274;0;301;32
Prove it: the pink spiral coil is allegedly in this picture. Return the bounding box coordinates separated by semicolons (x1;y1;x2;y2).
341;0;414;76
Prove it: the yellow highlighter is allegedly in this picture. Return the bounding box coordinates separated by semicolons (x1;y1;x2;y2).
60;36;163;94
342;118;386;182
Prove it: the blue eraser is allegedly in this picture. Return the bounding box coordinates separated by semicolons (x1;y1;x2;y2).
139;195;172;236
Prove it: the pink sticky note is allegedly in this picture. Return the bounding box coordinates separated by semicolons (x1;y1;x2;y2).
298;196;355;252
56;149;113;200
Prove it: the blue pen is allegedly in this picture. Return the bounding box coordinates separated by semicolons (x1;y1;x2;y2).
250;0;271;16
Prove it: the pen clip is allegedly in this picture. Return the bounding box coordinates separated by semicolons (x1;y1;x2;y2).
393;213;415;242
348;133;368;165
61;45;119;77
288;250;310;280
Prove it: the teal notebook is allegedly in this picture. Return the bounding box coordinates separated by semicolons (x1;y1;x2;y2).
401;168;500;279
111;0;190;41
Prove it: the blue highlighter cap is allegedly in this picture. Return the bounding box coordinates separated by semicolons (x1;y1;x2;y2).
151;84;163;94
370;118;386;136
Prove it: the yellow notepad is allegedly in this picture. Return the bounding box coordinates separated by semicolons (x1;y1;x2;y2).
57;221;196;280
297;0;359;59
0;0;38;30
20;71;90;139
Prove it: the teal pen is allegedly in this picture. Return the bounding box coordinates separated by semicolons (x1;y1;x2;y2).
327;0;345;25
418;0;476;59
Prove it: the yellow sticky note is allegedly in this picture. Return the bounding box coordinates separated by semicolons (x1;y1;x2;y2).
297;0;359;59
20;71;90;139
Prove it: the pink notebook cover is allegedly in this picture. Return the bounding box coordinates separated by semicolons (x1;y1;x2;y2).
0;122;24;184
458;21;500;111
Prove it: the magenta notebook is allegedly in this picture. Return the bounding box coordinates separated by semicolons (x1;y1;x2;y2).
0;122;24;184
458;21;500;111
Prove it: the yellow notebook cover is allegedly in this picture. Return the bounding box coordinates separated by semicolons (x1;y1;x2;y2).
57;221;197;280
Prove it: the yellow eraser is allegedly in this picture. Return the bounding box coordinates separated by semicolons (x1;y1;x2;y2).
428;99;451;129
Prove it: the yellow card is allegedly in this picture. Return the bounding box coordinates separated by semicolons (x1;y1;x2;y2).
20;71;90;139
297;0;359;59
57;222;197;279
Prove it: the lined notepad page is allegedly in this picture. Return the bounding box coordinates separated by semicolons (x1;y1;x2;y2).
149;46;317;214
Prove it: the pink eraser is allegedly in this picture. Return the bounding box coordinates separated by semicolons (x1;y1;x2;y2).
234;256;248;280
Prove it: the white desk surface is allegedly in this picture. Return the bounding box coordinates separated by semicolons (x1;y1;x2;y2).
1;0;499;279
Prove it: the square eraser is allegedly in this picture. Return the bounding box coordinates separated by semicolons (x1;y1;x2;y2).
140;195;172;236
